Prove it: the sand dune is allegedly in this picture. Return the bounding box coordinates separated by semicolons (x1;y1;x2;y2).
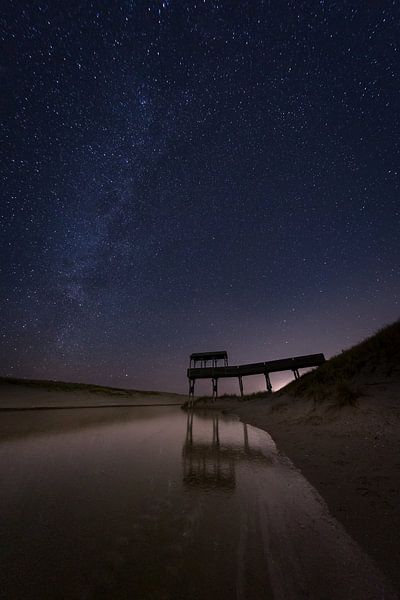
0;379;185;410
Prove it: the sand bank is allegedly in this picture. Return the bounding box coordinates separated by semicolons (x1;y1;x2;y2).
209;380;400;593
0;381;185;410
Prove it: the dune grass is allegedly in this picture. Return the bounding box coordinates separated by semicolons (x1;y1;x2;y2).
280;320;400;405
192;390;269;405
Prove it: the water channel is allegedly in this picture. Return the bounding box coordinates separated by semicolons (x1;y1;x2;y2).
0;406;395;599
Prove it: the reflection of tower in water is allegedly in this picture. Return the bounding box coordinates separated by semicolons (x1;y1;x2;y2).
182;413;253;491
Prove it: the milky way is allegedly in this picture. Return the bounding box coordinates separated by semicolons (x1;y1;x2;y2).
1;1;399;393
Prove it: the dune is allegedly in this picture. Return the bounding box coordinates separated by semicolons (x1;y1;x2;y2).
0;378;185;410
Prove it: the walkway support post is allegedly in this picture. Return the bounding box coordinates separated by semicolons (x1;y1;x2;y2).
212;378;218;401
238;376;244;397
265;372;272;393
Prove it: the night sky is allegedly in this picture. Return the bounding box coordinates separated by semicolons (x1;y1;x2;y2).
1;1;399;394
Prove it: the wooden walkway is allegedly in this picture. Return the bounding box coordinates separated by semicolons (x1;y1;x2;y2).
187;352;325;402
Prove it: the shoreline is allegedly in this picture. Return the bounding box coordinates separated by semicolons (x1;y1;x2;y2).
216;380;400;594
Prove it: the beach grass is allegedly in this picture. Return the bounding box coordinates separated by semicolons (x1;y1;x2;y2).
280;319;400;403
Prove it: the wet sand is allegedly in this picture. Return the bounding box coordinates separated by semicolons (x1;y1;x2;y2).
220;379;400;594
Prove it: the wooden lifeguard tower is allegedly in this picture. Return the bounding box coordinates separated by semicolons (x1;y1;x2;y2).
189;351;228;369
188;351;228;400
187;350;325;404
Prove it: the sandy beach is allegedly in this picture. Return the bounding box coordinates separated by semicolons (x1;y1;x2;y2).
199;380;400;593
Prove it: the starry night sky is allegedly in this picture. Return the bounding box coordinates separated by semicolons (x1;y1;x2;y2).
1;1;399;393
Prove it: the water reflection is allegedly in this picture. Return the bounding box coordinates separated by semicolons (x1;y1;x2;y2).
182;412;270;491
0;407;396;600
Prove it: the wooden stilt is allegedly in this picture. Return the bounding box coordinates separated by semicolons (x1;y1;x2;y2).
238;376;244;397
212;378;218;401
265;372;272;393
189;378;195;406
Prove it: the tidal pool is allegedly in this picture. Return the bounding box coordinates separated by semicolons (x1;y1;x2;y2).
0;406;395;599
